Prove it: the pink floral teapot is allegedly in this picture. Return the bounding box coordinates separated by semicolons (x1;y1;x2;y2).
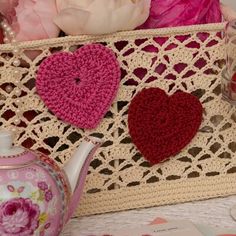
0;130;101;236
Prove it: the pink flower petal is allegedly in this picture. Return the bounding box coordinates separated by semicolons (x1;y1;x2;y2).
11;0;59;42
0;0;18;23
138;0;222;29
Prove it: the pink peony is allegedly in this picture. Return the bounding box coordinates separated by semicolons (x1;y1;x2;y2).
138;0;222;29
0;198;40;236
11;0;59;42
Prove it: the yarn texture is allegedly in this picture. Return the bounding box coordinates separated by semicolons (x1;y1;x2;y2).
128;88;203;164
36;44;121;129
2;23;236;217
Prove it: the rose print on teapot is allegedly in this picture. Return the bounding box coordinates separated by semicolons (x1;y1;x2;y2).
0;198;40;235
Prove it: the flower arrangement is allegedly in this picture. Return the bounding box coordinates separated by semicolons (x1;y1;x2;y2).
0;0;232;43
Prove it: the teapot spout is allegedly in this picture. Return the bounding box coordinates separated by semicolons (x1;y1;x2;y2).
64;136;101;220
64;137;101;192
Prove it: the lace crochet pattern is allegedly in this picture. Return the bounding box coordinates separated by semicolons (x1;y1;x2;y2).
36;44;121;129
0;23;236;216
128;88;203;164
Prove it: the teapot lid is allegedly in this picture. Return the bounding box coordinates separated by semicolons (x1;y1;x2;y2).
0;130;37;168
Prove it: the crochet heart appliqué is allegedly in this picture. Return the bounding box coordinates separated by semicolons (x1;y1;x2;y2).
36;44;121;129
128;88;203;165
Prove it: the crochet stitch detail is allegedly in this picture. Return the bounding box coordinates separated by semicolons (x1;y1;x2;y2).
36;44;121;129
128;88;203;165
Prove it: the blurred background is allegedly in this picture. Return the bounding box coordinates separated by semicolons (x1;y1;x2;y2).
222;0;236;9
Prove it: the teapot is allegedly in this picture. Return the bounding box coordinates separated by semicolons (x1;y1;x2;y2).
0;130;101;236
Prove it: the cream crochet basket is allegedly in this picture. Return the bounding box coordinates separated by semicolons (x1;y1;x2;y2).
0;22;236;217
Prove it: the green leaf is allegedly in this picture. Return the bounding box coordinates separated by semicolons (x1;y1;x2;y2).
39;213;48;225
30;191;38;201
37;190;45;202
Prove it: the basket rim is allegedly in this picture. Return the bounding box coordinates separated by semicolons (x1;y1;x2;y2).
0;22;226;51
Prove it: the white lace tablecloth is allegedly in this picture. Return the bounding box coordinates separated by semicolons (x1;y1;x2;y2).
61;195;236;235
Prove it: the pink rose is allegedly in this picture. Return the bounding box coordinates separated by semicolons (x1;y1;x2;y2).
138;0;222;29
11;0;59;42
0;198;40;236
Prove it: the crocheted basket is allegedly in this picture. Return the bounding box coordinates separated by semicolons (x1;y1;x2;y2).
0;23;236;217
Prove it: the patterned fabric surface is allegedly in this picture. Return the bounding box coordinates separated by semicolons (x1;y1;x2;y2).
0;23;236;216
61;196;236;236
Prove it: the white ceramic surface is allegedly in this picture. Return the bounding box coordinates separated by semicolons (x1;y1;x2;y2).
0;130;24;156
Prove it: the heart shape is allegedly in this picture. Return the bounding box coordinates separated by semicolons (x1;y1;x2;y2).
36;44;120;129
128;88;203;165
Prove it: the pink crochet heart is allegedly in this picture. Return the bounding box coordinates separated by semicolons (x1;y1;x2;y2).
36;44;121;129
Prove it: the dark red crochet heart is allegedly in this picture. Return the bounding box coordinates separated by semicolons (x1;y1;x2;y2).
128;88;203;165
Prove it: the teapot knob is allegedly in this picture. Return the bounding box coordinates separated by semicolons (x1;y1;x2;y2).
0;130;24;156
